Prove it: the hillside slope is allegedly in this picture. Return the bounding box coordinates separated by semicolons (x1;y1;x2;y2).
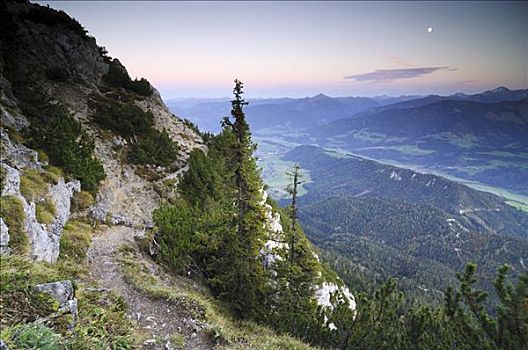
283;145;528;304
0;2;354;349
299;97;528;194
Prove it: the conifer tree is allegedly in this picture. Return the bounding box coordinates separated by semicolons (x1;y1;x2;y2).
286;164;304;265
212;79;268;319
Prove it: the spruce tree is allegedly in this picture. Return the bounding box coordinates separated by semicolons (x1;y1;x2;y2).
286;164;304;265
213;79;268;319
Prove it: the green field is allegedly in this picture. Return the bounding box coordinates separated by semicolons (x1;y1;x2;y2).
505;200;528;212
255;138;312;199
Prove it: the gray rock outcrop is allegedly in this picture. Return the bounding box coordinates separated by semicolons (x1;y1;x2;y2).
34;280;78;330
0;218;10;255
1;132;80;262
0;163;21;196
27;178;80;263
0;129;39;169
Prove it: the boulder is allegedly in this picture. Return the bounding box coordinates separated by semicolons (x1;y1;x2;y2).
34;280;75;307
34;280;78;330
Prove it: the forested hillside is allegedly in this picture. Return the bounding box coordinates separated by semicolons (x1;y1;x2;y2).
298;95;528;195
283;146;528;307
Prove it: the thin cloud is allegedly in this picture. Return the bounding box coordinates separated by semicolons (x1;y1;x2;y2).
387;55;416;68
344;66;452;82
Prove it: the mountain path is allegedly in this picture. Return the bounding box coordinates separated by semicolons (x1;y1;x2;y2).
87;225;213;350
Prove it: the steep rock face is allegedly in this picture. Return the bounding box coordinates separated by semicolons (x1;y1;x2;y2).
2;1;107;88
28;178;80;262
1;129;80;263
0;2;206;238
0;218;9;255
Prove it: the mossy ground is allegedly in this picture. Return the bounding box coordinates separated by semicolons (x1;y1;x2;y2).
0;195;29;254
58;219;93;263
36;196;57;224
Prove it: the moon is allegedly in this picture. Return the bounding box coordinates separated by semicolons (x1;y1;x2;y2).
427;27;433;33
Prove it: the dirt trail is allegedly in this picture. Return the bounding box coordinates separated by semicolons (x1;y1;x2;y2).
87;225;212;350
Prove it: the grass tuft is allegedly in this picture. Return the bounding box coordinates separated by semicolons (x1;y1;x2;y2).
58;219;93;263
71;191;95;212
20;168;48;201
42;165;64;184
0;196;29;254
36;197;57;224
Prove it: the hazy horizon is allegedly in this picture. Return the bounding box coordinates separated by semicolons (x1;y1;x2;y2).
164;85;524;102
42;1;527;99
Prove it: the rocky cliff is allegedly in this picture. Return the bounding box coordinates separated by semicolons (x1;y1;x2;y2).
1;0;205;260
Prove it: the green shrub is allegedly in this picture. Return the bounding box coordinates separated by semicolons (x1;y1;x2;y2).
93;97;180;166
128;78;152;96
92;97;154;138
0;196;29;254
103;59;152;97
20;168;48;201
36;197;57;225
71;190;95;212
59;220;93;263
182;118;200;135
153;200;198;274
13;323;61;350
128;128;180;167
26;100;105;193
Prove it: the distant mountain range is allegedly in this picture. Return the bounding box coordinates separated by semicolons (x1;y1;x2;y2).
167;94;380;133
169;87;528;195
167;86;527;133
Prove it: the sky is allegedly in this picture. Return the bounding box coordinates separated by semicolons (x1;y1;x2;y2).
41;1;527;99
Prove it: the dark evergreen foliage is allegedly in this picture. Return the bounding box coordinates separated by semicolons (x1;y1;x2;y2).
128;128;180;167
21;6;88;37
15;88;105;193
92;98;154;138
92;97;179;166
103;59;153;96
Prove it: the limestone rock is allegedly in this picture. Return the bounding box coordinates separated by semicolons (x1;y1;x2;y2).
0;218;10;255
314;282;356;312
0;104;29;132
0;163;20;196
34;280;75;307
26;178;80;263
0;129;39;169
34;280;78;330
